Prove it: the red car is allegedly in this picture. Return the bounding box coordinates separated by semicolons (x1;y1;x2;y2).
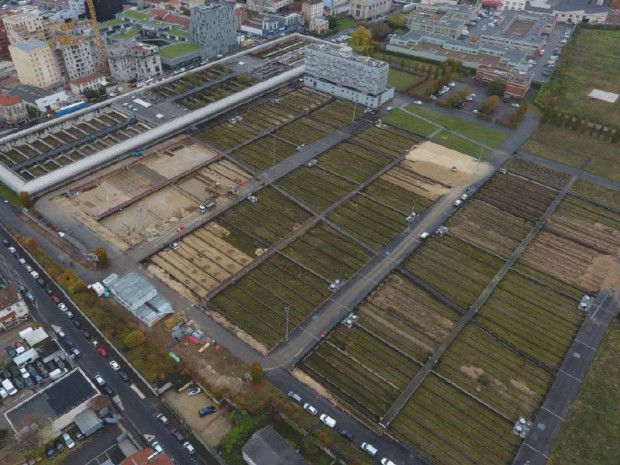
51;295;61;304
96;347;107;358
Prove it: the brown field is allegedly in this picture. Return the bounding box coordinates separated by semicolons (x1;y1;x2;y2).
381;161;448;201
448;199;532;258
357;273;460;361
519;231;614;293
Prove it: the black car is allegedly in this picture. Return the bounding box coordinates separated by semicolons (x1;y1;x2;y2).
1;239;9;247
24;376;34;390
55;441;64;452
17;285;27;294
5;345;17;358
81;329;91;340
338;428;353;441
13;376;24;390
34;374;44;385
44;287;53;296
46;360;58;372
72;319;82;329
8;365;19;378
25;293;35;303
101;384;115;397
55;357;66;369
64;339;75;350
45;445;56;459
36;278;45;287
117;370;130;383
0;370;9;381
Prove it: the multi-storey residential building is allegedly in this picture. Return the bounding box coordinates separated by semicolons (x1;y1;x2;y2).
302;0;325;25
323;0;351;16
107;41;162;82
9;39;62;90
53;27;101;83
68;0;87;19
0;10;15;56
190;3;237;60
2;11;44;44
304;44;394;108
246;0;293;14
350;0;392;20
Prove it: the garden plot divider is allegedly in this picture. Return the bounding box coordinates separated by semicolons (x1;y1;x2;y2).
380;172;580;428
399;268;466;316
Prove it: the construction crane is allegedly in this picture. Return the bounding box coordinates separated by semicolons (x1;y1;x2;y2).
85;0;109;74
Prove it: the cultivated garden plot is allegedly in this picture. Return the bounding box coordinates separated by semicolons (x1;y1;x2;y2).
209;254;332;350
357;273;460;361
302;325;421;422
503;157;571;189
448;199;532;259
437;323;553;419
476;271;583;370
178;74;257;110
252;37;310;60
475;173;558;222
280;222;371;283
329;194;410;249
277;165;357;212
391;374;520;465
217;186;311;246
150;66;230;99
546;195;620;255
518;231;613;296
404;235;505;309
229;135;296;172
178;159;252;202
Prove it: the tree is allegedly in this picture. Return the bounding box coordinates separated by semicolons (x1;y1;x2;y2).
26;106;39;119
487;79;506;96
95;247;109;268
250;362;264;384
479;95;500;114
350;26;372;48
328;16;338;30
447;94;464;108
19;191;32;208
388;12;406;29
367;22;390;41
123;329;146;350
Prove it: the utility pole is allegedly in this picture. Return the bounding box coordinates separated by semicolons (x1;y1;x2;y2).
285;306;290;342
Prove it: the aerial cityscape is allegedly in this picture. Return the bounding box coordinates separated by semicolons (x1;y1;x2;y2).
0;0;617;465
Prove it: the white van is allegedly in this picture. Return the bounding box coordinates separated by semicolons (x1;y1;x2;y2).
1;379;17;396
361;442;378;457
381;459;397;465
49;368;68;381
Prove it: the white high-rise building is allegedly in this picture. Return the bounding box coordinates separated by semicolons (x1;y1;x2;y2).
9;39;62;90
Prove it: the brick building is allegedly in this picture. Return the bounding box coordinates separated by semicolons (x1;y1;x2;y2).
475;64;533;98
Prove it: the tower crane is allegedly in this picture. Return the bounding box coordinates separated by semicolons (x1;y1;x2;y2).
85;0;109;74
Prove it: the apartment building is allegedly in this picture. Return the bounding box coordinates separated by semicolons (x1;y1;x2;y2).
246;0;293;13
52;28;101;83
9;39;62;90
2;10;44;44
107;41;162;82
0;10;15;56
190;3;237;60
304;44;394;108
0;285;29;331
350;0;392;20
302;0;325;25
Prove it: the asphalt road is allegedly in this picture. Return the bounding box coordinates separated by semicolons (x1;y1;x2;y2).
0;226;216;465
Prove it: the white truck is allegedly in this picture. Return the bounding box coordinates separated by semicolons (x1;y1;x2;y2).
1;379;17;396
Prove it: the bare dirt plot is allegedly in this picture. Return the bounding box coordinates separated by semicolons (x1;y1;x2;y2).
519;231;614;293
438;323;553;419
358;273;460;361
177;160;252;202
546;195;620;255
404;141;494;189
164;389;231;447
101;187;196;244
448;199;532;258
143;140;219;178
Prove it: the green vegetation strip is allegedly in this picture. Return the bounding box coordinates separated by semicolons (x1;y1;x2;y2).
160;42;201;59
404;104;508;147
388;69;421;92
547;317;620;465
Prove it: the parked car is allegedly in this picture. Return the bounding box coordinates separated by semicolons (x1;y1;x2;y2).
320;414;336;428
287;391;302;403
303;403;318;415
182;441;196;455
109;360;121;371
151;440;164;454
96;346;108;357
187;386;201;396
93;373;105;387
5;345;17;358
167;426;185;443
62;433;75;449
199;406;217;417
51;294;61;304
339;428;353;441
81;329;91;340
45;445;56;459
102;384;115;397
117;370;130;383
155;413;169;426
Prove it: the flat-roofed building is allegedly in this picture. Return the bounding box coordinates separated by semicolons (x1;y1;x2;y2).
9;39;62;90
0;284;29;331
475;64;533;98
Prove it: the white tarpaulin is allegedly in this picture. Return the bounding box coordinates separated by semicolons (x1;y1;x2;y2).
588;89;619;103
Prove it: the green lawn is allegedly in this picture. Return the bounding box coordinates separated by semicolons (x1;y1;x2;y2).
388;69;419;91
333;17;356;32
111;27;139;40
546;27;620;126
432;130;490;158
122;9;152;21
548;318;620;465
100;19;124;28
404;104;508;147
160;43;201;59
0;180;19;206
383;109;438;137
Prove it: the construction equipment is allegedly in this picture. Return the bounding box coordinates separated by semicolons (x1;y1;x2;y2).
85;0;109;74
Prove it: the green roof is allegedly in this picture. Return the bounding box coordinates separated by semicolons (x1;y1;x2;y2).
160;42;201;59
111;27;140;40
100;19;124;28
170;28;190;38
123;10;152;21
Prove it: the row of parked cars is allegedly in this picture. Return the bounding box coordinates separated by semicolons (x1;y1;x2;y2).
153;410;197;456
287;391;397;465
0;356;68;397
45;432;79;459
